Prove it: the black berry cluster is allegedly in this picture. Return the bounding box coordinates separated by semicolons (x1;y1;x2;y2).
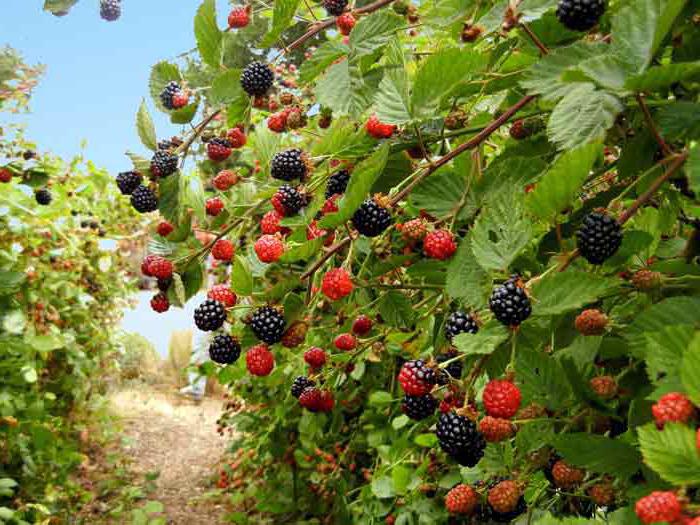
291;376;316;398
160;81;183;110
402;394;438;420
436;412;486;467
322;0;348;16
240;62;274;97
35;189;52;206
325;169;350;198
116;171;142;195
276;185;305;215
489;276;532;327
352;198;393;237
130;186;158;213
576;211;623;265
556;0;606;31
250;306;286;344
444;310;479;341
150;150;178;178
209;334;241;364
194;299;227;331
100;0;121;21
270;149;308;181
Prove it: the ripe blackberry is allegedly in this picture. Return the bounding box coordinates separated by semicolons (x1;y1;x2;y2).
156;277;172;292
325;169;351;198
194;299;227;332
250;306;286;344
436;351;463;384
160;81;182;110
576;211;623;265
402;394;438;420
209;334;241;365
352;198;393;237
151;150;178;178
274;184;305;216
270;149;308;181
116;171;142;195
291;376;316;398
322;0;348;15
100;0;121;21
398;360;436;396
489;276;532;327
130;186;158;213
240;61;274;97
35;189;52;206
444;311;479;341
436;411;486;467
556;0;606;32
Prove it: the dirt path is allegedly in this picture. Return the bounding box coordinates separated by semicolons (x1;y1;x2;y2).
108;388;229;524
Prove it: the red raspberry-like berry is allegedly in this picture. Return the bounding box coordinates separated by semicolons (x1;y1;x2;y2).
226;127;247;148
271;193;285;216
254;234;284;263
322;194;340;214
207;139;233;162
207;284;237;307
575;309;608;336
206;197;225;216
299;387;323;411
399;218;427;241
172;91;189;109
246;344;275;376
150;293;170;313
261;210;284;234
304;347;328;369
141;254;159;277
267;111;289;133
398;360;435;396
635;492;683;525
318;389;335;412
445;484;478;515
366;114;396;139
281;321;308;348
479;416;514;443
588;481;615;507
424;229;457;260
157;221;174;237
228;6;250;28
352;315;373;336
590;376;618;399
0;168;12;183
488;480;521;514
334;333;357;351
147;256;174;280
652;392;695;428
483;379;521;418
385;516;396;525
213;170;239;191
552;460;585;489
212;239;235;261
321;268;354;300
336;12;356;35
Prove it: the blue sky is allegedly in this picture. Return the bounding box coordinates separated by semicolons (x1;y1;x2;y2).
2;0;231;175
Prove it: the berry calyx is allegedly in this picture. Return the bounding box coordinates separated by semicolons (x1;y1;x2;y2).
209;334;241;365
424;229;457;260
304;347;328;369
194;299;227;332
352;315;373;336
207;138;233;162
556;0;606;32
489;276;532;327
207;284;237;308
366;114;396;139
551;460;585;489
334;333;357;351
150;293;170;313
398;360;436;396
445;484;478;515
651;392;695;428
635;491;683;525
246;344;275;376
227;5;251;28
240;61;274;97
213;170;239;191
483;379;521;419
250;306;286;344
402;394;438;420
590;376;618;399
575;308;608;336
444;311;479;342
206;197;225;216
479;416;515;442
576;211;623;265
156;221;174;237
212;239;235;262
336;13;356;35
321;268;354;300
436;411;486;467
352;197;393;237
255;234;285;263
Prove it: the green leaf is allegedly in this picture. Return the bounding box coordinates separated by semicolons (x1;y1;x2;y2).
391;465;411;495
349;11;405;60
136;100;157;151
180;263;204;302
262;0;301;48
169;100;199;125
369;391;394;405
625;297;700;349
126;151;151;173
299;41;347;84
172;273;186;306
21;365;37;384
567;54;629;91
149;61;182;112
0;271;25;295
656;102;700;140
625;61;700;91
470;191;532;272
315;59;377;116
194;0;222;68
453;322;509;356
411;48;485;120
318;144;390;229
231;255;253;296
378;291;414;329
371;476;395;499
424;0;474;26
446;239;489;308
644;325;695;383
374;53;411;125
209;69;243;106
392;415;410;430
520;0;557;19
688;143;700;197
527;142;601;220
27;334;65;352
532;271;619;316
414;433;438;447
158;173;181;223
547;83;623;150
279;238;324;263
515;347;572;410
681;333;700;405
551;433;641;478
252;126;281;175
638;423;700;485
409;168;472;220
43;0;78;14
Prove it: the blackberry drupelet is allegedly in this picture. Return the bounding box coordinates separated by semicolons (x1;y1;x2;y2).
323;0;348;16
150;150;178;178
276;185;305;215
556;0;606;32
35;189;52;206
576;211;623;264
100;0;121;21
194;299;227;332
116;171;142;195
240;61;274;96
250;306;286;344
325;169;351;198
402;394;438;420
270;149;308;181
436;351;463;384
130;186;158;213
436;411;486;467
209;334;241;364
489;276;532;327
291;376;316;398
352;198;393;237
160;81;182;110
444;310;479;341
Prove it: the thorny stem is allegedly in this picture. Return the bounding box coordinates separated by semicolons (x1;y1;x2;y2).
520;22;549;55
635;93;672;157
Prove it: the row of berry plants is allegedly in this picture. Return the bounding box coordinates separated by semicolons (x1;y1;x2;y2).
119;0;700;523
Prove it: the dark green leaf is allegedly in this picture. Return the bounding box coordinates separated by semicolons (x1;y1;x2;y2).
638;423;700;485
194;0;223;68
261;0;301;48
136;100;157;151
552;433;641;477
231;255;253;296
531;271;619;316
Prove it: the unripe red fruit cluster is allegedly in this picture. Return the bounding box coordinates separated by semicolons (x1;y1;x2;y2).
651;392;695;428
157;221;174;237
423;229;457;259
212;239;235;261
206;197;225;216
246;344;275;376
483;379;521;418
321;267;354;300
255;234;285;263
207;284;237;307
366;115;396;139
635;491;682;525
445;484;478;515
334;333;357;350
352;315;373;335
142;255;173;280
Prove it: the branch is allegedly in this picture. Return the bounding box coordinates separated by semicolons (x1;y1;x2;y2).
300;237;351;279
520;22;549;55
176;110;222;166
635;93;672;157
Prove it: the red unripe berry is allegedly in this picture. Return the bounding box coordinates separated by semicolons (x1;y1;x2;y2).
207;140;232;162
267;111;288;133
366;114;396;139
336;12;356;35
228;6;250;28
590;375;618;399
147;256;174;280
150;293;170;313
304;347;328;369
385;516;396;525
479;416;514;443
652;392;695;428
172;91;189;109
254;234;284;263
551;460;585;489
318;389;335;412
575;309;608;336
352;315;373;336
445;484;478;515
156;221;174;237
423;229;457;259
307;220;335;246
488;480;521;514
483;379;521;418
213;170;239;191
207;284;237;307
334;333;357;351
226;127;247;148
261;210;284;234
141;254;159;277
212;239;235;261
299;387;323;411
0;168;13;183
246;344;275;376
206;197;225;216
635;491;683;525
398;360;435;396
322;194;340;214
321;267;354;300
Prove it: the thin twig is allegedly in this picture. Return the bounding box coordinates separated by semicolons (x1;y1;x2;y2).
636;93;672;157
177;110;222;167
520;22;549;55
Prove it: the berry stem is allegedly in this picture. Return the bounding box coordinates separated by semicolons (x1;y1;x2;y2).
519;22;549;55
176;110;222;166
635;93;672;157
